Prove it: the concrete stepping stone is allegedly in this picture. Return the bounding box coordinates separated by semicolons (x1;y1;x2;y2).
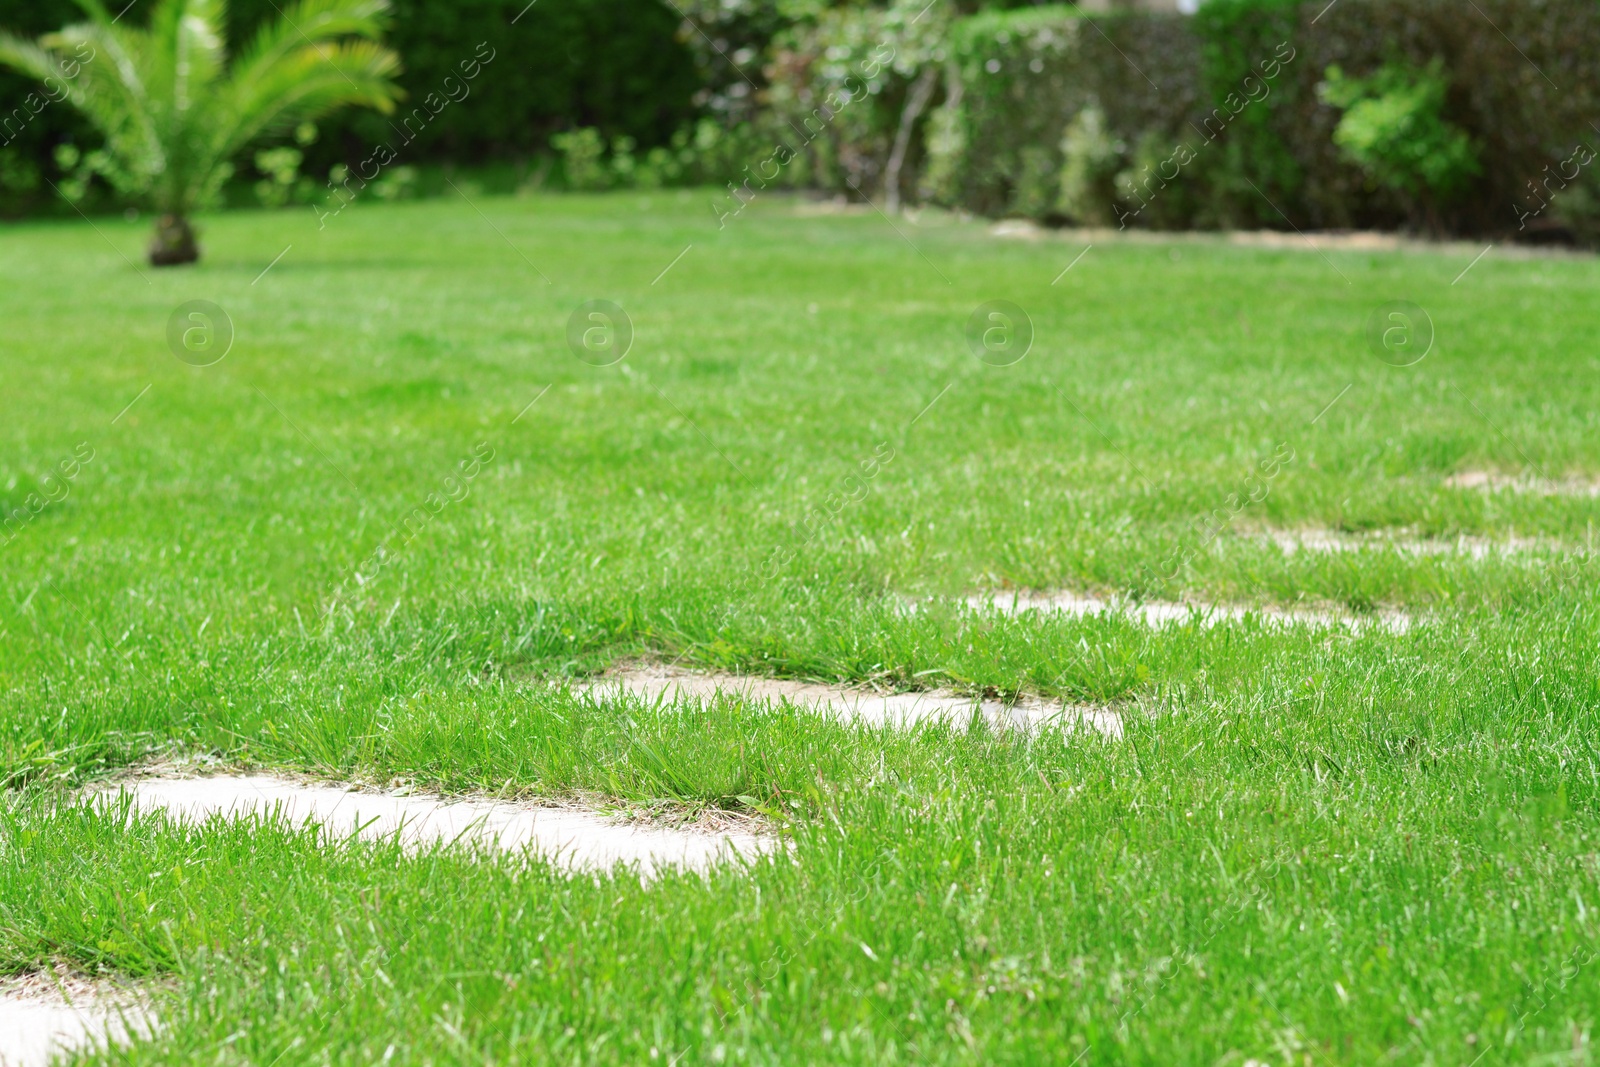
1265;527;1559;560
1445;470;1600;497
0;978;150;1067
97;775;771;876
577;666;1123;739
966;590;1413;634
15;775;771;1064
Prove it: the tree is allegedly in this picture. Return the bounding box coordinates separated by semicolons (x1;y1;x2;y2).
0;0;401;265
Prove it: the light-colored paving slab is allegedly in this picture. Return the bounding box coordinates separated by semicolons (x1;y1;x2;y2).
99;775;770;876
27;777;770;1063
1264;527;1559;560
576;665;1122;739
0;977;150;1067
1444;470;1600;497
966;590;1412;634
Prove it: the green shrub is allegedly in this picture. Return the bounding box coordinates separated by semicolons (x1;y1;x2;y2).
253;148;304;208
1056;105;1123;226
1189;0;1598;237
252;124;320;209
1319;58;1480;226
549;119;786;194
7;0;1600;245
764;0;952;203
551;128;611;191
370;165;420;202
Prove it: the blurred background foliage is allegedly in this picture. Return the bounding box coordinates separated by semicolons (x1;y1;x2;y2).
1;0;1597;244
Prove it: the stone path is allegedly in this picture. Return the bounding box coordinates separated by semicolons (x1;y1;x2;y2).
12;655;1124;1063
99;774;771;876
0;977;150;1067
965;590;1413;634
1445;471;1600;497
1265;527;1560;560
1;772;773;1065
577;665;1123;738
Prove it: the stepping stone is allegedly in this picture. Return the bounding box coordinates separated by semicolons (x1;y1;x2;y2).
0;979;149;1067
967;590;1412;634
1445;470;1600;497
1265;527;1556;560
98;775;771;876
577;667;1122;738
25;775;773;1064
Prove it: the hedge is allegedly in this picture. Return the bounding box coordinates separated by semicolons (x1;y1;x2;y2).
924;0;1600;242
1200;0;1600;239
0;0;700;215
923;7;1203;222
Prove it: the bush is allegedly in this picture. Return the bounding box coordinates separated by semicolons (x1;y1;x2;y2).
763;0;954;204
1056;105;1122;226
7;0;1600;246
551;128;611;190
228;0;700;160
549;118;786;194
0;0;93;216
1319;58;1480;227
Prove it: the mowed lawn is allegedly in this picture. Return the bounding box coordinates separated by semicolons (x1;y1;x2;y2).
2;191;1599;1064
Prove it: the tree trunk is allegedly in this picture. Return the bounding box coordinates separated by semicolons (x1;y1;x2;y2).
149;214;200;266
884;66;940;216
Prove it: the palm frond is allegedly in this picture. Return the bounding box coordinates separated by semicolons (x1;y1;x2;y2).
40;23;163;180
214;37;400;161
44;22;153;123
227;0;392;94
146;0;226;118
3;0;400;222
0;31;64;84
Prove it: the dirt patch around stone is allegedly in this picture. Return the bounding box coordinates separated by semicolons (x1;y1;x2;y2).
93;774;772;876
966;590;1413;634
574;664;1123;739
0;973;153;1067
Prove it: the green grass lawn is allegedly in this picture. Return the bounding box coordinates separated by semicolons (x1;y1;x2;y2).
2;191;1599;1063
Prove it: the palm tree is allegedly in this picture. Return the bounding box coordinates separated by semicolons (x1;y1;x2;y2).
0;0;401;265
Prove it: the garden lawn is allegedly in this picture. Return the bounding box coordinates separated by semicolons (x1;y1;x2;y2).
1;191;1598;1064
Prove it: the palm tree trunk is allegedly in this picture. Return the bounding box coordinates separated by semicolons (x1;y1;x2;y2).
149;214;200;266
